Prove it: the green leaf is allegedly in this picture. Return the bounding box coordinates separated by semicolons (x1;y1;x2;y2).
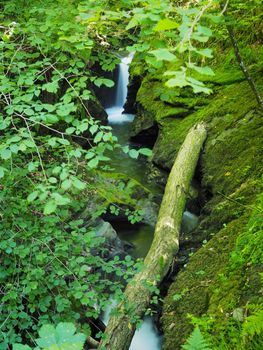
182;327;211;350
94;131;103;143
187;77;212;94
48;177;58;184
56;322;76;338
66;127;76;135
195;48;213;58
44;200;57;215
189;65;215;76
72;178;86;190
61;179;72;190
166;76;188;88
154;18;178;31
0;148;12;160
126;17;138;30
94;78;114;88
24;139;35;148
57;138;70;146
43;81;59;93
139;148;152;157
13;345;32;350
0;166;6;178
87;157;99;169
122;146;129;154
89;124;98;135
150;49;177;62
129;149;139;159
52;193;71;206
27;191;39;203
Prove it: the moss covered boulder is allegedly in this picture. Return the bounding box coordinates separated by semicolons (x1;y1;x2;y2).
130;61;263;348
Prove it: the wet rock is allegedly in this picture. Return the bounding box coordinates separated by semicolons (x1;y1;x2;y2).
181;211;199;234
137;198;159;227
91;219;133;259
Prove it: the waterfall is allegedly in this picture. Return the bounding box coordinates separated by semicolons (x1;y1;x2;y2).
106;53;134;124
115;54;133;108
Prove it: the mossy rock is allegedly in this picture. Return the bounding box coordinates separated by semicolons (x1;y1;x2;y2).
161;217;247;349
132;60;263;348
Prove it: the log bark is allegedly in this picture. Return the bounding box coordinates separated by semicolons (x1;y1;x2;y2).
98;123;207;350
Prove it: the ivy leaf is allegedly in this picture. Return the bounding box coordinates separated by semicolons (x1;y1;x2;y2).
122;146;129;154
150;49;177;62
44;200;57;215
154;18;178;32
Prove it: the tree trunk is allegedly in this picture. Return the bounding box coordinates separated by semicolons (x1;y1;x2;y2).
98;123;207;350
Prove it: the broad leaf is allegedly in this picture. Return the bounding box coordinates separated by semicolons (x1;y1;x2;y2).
150;49;177;62
154;18;178;31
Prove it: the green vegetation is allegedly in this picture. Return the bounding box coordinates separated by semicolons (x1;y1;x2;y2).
1;0;262;349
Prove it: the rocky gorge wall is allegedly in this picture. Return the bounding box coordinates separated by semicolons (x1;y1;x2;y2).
128;56;263;348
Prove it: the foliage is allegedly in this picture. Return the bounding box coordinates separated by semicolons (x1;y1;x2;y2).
1;0;262;348
0;0;148;348
13;322;85;350
123;0;221;94
184;191;263;350
182;327;212;350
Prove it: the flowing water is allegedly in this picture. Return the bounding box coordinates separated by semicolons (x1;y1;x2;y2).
104;55;163;350
102;55;199;350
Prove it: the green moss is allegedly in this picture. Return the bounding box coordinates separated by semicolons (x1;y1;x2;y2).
161;217;247;349
133;58;263;349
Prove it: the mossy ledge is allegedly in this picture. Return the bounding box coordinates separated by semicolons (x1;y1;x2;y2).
130;64;263;348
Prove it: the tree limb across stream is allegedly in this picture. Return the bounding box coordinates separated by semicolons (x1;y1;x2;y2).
98;123;207;350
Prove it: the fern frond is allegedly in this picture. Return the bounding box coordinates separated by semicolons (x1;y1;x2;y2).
242;309;263;339
182;327;212;350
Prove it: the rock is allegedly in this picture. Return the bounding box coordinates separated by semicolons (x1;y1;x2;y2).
91;219;133;259
137;198;159;226
181;211;199;234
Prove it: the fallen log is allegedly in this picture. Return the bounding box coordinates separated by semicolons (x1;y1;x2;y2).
98;123;207;350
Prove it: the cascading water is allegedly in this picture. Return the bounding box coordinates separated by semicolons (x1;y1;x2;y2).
103;54;199;350
104;55;163;350
115;54;133;108
106;54;134;124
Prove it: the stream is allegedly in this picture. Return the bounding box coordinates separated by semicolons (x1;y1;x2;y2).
101;55;198;349
102;55;162;350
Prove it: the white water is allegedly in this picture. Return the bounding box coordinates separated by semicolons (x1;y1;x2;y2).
115;54;134;108
102;299;162;350
103;55;162;350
